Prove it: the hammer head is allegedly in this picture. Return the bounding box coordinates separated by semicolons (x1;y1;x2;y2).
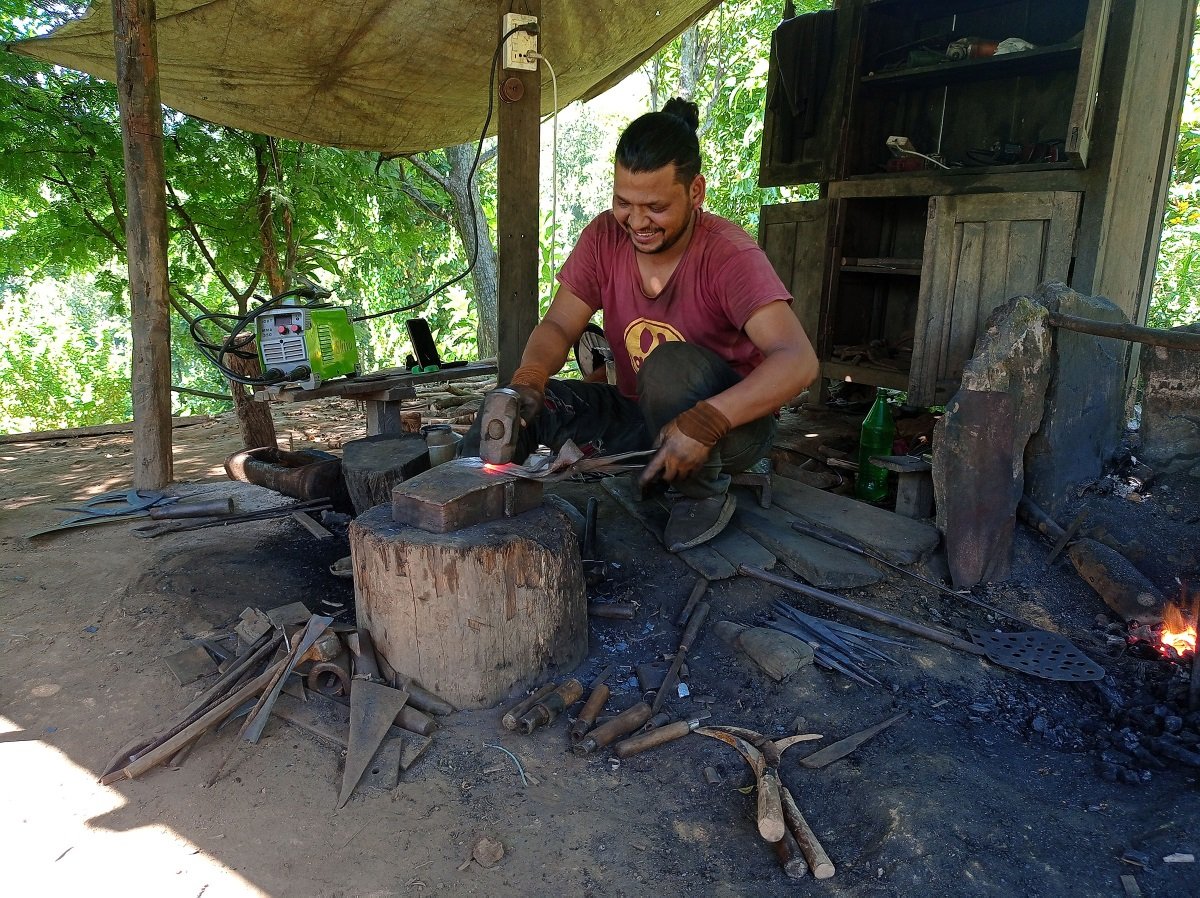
478;388;522;464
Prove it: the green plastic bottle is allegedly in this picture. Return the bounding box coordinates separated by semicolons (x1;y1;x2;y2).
855;388;895;502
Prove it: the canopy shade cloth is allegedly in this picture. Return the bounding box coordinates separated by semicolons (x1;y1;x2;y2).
13;0;720;153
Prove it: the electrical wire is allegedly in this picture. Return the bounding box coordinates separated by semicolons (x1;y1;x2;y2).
530;50;559;301
354;22;539;323
895;147;951;170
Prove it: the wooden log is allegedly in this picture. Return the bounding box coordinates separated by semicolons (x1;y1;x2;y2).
341;434;430;515
351;502;586;709
496;0;542;381
1067;538;1164;624
0;416;210;445
112;0;172;488
1048;312;1200;352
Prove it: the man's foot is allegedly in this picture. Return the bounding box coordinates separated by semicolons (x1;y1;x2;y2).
665;493;736;552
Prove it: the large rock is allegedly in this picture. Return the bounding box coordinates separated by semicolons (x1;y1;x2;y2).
934;296;1052;587
1024;283;1128;513
1140;322;1200;475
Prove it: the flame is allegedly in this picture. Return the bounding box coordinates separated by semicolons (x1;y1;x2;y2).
1158;602;1197;657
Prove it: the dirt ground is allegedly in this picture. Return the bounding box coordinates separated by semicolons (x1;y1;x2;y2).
1;400;1198;898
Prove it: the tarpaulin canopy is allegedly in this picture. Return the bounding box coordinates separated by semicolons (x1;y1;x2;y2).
13;1;721;153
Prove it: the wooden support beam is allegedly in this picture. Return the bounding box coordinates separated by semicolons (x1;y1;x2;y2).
1048;312;1200;353
495;0;542;382
112;0;173;487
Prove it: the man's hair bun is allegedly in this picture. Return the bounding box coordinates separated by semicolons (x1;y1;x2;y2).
661;97;700;132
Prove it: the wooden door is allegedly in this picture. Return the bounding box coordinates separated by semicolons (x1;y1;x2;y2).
908;191;1080;406
759;199;832;348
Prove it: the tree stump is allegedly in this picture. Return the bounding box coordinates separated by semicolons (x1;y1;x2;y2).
342;434;430;515
350;503;587;709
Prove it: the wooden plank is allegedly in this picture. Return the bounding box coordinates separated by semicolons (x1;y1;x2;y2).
600;478;736;580
112;0;172;489
496;0;541;382
943;219;986;383
1067;0;1114;163
256;363;495;402
0;416;210;444
769;474;940;565
708;511;777;572
736;506;883;590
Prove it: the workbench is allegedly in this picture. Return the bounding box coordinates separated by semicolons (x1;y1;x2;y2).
253;362;497;436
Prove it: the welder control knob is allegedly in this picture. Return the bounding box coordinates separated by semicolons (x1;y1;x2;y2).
277;326;287;335
291;325;302;333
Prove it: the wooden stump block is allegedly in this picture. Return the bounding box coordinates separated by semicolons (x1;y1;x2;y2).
350;503;586;709
342;434;430;515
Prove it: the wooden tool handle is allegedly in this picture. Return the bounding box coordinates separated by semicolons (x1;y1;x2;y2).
502;682;556;730
781;786;835;879
756;767;787;843
679;601;710;652
573;701;651;755
613;719;691;758
148;498;234;519
569;684;610;742
773;827;808;880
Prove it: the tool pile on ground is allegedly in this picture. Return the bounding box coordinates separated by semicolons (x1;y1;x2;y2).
98;601;454;805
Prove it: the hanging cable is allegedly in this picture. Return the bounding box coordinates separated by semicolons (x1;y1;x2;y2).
530;50;559;301
354;22;539;322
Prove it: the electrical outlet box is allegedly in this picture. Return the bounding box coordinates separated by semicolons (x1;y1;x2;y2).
501;13;538;71
886;135;916;155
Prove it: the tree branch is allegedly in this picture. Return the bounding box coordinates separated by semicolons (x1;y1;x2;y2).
401;153;452;193
165;180;243;299
51;163;123;251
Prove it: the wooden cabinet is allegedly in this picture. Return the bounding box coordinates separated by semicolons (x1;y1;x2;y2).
759;0;1116;406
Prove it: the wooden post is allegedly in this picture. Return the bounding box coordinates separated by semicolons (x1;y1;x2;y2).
112;0;173;488
495;0;542;382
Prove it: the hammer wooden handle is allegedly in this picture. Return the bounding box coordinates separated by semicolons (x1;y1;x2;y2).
781;786;835;879
613;719;691;758
757;767;787;843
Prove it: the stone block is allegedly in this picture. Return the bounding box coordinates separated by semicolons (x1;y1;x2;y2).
1140;323;1200;475
1025;283;1129;512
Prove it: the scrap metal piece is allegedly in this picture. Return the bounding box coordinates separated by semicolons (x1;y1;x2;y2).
966;628;1105;682
338;680;410;808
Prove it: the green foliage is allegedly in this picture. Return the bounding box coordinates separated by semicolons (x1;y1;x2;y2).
1150;27;1200;330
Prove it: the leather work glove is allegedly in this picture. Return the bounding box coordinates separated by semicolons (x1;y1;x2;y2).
507;365;549;426
639;400;732;489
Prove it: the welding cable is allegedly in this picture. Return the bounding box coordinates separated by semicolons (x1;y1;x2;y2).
354;21;540;323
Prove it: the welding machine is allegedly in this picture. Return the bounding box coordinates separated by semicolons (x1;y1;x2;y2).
255;300;359;391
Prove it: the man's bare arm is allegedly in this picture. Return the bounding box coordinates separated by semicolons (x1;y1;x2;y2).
516;286;597;377
704;302;818;428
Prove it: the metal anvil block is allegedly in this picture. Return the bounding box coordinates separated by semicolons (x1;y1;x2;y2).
391;457;543;533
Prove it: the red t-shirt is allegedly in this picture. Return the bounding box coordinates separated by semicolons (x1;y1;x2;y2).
557;209;793;398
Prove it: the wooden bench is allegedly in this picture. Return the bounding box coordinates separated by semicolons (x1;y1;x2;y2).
254;362;498;436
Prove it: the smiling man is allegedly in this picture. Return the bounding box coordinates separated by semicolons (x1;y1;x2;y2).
466;98;818;550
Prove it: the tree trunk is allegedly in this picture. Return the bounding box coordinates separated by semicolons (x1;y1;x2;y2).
679;27;700;100
253;135;286;297
445;143;499;358
226;334;277;449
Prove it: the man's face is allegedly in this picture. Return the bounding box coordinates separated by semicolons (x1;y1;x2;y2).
612;164;705;256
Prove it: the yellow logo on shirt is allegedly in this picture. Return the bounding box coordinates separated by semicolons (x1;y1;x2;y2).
623;318;686;371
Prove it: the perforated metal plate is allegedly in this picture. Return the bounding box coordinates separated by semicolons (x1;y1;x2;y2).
968;629;1105;682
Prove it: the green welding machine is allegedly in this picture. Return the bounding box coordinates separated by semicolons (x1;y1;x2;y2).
255;301;359;390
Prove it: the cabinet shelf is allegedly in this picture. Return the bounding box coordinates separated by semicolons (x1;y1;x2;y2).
823;361;911;391
862;40;1082;89
841;257;922;276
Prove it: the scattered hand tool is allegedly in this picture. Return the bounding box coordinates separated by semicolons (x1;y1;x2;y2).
574;701;652;755
651;601;710;715
788;519;1035;628
780;786;835;879
569;666;615;744
502;682;557;731
27;490;234;538
241;614;333;743
518;678;583;733
587;602;635;620
129;498;330;538
695;726;821;842
1043;508;1088;571
741;565;1104;682
614;713;710;759
677;576;709;627
797;711;907;769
